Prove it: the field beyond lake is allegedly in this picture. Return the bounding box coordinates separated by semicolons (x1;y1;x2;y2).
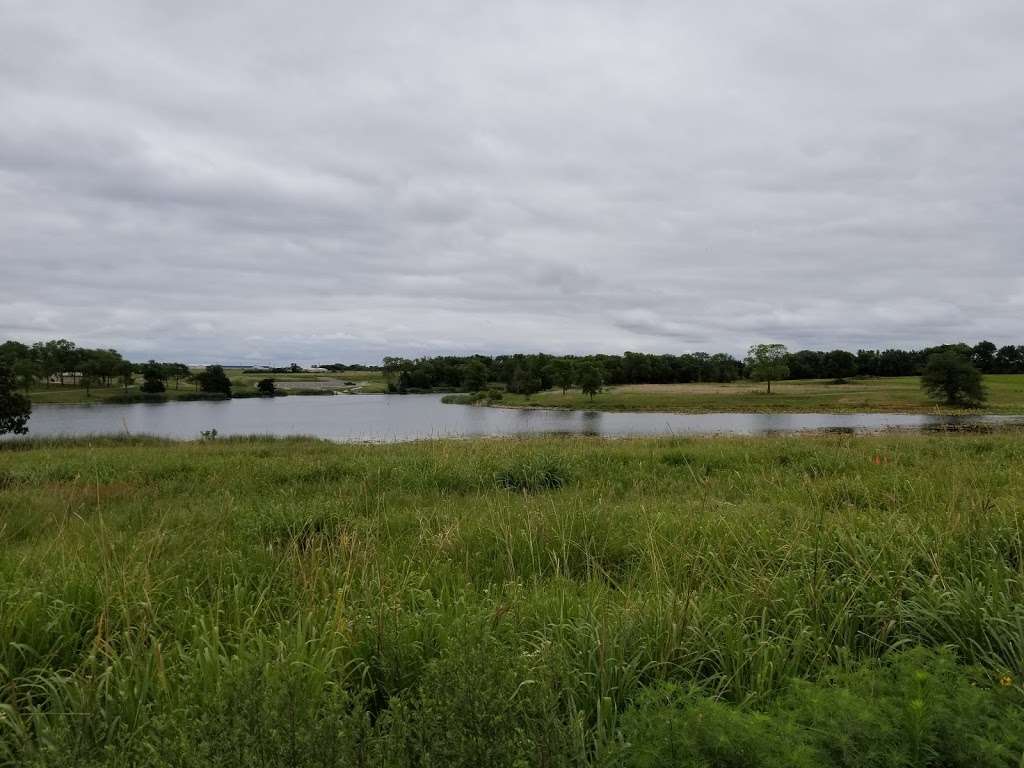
494;374;1024;414
2;433;1024;766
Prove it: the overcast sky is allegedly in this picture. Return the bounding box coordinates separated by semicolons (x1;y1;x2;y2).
2;1;1023;364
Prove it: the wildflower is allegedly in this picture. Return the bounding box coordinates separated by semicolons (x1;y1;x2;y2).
999;674;1013;687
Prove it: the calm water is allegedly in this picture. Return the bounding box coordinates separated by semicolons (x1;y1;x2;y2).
11;395;1023;442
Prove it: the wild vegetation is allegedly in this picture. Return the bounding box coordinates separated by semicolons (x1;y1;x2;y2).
1;432;1023;766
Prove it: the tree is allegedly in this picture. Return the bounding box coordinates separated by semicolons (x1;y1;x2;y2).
920;352;986;407
577;363;603;401
79;360;102;396
0;363;31;435
550;360;575;395
382;357;412;392
461;360;489;392
509;366;542;395
43;339;78;385
971;340;997;373
995;345;1024;374
256;378;277;396
196;365;232;396
822;349;857;380
140;360;167;394
118;361;134;392
12;358;38;392
0;341;30;367
746;344;790;394
166;363;191;389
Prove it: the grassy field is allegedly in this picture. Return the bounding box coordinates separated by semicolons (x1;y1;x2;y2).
2;433;1023;766
494;374;1024;415
24;370;387;404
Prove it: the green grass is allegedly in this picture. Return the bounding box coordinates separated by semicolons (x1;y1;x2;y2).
2;433;1023;766
24;370;388;404
497;374;1024;415
26;383;203;404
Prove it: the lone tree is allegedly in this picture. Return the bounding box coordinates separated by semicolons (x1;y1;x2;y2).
196;365;233;397
256;378;277;396
577;363;603;401
920;352;986;407
746;343;790;394
0;363;31;435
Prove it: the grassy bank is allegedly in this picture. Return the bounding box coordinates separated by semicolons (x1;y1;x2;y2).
2;433;1023;766
495;374;1024;414
24;370;388;404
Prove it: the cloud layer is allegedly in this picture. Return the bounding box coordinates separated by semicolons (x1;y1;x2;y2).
3;1;1023;363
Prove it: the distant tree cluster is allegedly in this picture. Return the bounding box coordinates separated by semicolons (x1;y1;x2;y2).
788;341;1024;379
382;352;744;395
0;339;191;395
377;341;1024;395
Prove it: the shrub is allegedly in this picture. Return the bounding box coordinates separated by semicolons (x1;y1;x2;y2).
921;352;986;407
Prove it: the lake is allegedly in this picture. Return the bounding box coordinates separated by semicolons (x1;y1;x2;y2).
11;394;1023;441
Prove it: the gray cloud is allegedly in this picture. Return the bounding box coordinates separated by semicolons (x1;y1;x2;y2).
2;0;1023;363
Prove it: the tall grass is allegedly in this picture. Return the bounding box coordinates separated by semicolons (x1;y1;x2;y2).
1;433;1023;765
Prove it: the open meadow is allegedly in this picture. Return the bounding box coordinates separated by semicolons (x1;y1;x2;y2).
2;432;1023;766
498;374;1024;415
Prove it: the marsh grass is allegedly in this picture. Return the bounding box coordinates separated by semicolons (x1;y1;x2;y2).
1;433;1023;765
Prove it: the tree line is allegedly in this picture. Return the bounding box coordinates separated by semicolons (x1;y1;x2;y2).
380;340;1022;394
0;339;231;396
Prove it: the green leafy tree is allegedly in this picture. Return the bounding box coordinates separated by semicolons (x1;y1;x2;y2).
509;366;542;395
0;341;30;367
140;360;167;394
79;360;102;396
166;363;191;389
0;363;31;435
118;361;135;392
256;378;277;396
196;365;233;396
382;356;412;392
550;360;575;395
746;343;790;394
822;349;857;380
43;339;78;385
971;340;997;373
920;352;986;407
461;360;489;392
12;358;38;392
577;363;603;401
